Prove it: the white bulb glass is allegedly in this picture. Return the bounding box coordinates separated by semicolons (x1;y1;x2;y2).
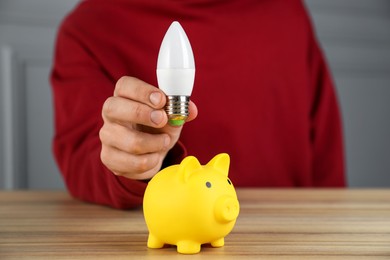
156;21;195;126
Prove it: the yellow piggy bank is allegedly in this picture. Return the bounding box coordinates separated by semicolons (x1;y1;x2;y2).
143;153;240;254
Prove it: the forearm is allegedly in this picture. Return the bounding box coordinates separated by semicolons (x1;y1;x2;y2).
54;130;147;209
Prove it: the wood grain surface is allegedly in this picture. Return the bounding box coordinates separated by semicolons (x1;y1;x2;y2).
0;189;389;259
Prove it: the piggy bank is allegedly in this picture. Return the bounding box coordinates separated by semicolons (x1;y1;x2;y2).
143;153;240;254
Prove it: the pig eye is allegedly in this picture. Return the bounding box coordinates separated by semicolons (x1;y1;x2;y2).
227;179;232;185
205;181;212;188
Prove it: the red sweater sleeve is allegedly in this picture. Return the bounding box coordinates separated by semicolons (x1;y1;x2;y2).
306;14;346;186
51;23;143;209
50;20;186;209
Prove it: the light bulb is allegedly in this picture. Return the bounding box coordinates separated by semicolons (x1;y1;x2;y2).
157;21;195;126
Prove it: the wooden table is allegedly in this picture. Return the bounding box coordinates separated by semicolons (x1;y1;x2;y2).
0;189;389;259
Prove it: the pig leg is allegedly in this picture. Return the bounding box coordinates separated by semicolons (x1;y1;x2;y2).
211;237;224;247
147;233;164;248
176;240;201;254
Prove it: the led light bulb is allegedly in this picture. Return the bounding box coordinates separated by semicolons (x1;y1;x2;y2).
157;21;195;126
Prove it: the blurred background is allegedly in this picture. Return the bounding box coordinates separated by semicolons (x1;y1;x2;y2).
0;0;389;189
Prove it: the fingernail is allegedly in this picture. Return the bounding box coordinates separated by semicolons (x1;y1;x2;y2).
150;92;162;106
151;110;164;125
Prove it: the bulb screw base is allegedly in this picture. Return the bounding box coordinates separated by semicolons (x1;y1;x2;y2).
165;95;190;126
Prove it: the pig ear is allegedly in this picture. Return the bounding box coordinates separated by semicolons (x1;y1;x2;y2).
207;153;230;176
178;156;202;182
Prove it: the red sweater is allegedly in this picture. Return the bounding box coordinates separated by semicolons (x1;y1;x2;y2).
51;0;345;209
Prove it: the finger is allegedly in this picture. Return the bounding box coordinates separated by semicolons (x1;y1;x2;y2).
114;76;166;109
99;124;170;154
102;96;168;128
100;145;161;177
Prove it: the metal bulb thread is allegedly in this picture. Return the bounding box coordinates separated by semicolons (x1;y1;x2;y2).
165;95;190;126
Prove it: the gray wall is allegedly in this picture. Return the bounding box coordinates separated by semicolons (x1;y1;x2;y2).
306;0;390;187
0;0;389;189
0;0;79;189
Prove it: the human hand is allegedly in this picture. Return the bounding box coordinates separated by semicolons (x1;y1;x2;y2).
99;76;197;180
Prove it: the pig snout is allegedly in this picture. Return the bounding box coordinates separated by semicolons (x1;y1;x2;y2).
214;195;240;223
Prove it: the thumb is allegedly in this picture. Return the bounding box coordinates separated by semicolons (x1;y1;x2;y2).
167;100;198;126
162;100;197;149
186;100;198;123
